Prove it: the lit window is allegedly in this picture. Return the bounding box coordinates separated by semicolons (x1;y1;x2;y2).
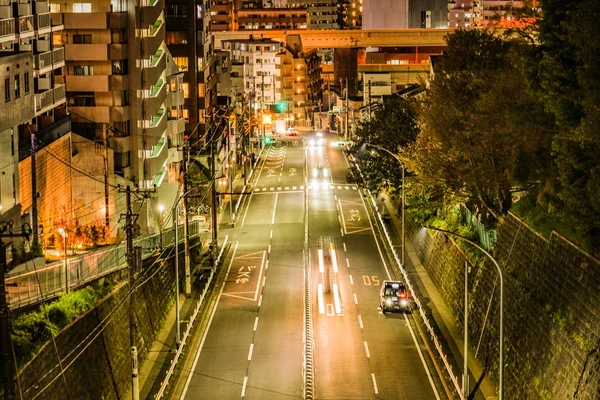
183;108;189;122
198;83;205;97
181;82;189;98
173;57;188;71
73;3;92;12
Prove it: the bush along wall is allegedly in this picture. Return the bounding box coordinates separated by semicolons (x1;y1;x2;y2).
409;212;600;399
13;254;175;400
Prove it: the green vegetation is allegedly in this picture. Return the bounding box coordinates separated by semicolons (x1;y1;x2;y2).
351;1;600;253
11;283;113;368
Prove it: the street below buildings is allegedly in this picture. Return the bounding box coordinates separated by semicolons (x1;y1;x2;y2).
178;131;442;399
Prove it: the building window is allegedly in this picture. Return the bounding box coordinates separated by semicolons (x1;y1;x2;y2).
110;0;125;12
10;128;14;156
112;60;128;75
165;31;187;45
72;3;92;12
183;108;189;122
173;57;188;71
24;72;29;95
72;34;92;44
14;74;20;98
4;77;9;102
165;5;187;18
68;92;95;106
198;83;205;97
73;65;93;75
181;82;189;98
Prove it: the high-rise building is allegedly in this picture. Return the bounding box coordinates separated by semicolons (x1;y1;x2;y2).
165;0;217;147
448;0;524;28
363;0;447;29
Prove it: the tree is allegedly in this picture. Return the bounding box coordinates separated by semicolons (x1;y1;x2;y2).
404;29;554;220
352;96;419;195
538;0;600;249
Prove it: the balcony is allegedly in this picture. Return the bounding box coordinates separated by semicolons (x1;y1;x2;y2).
34;89;53;113
66;75;109;92
167;118;185;147
109;43;128;60
65;44;108;61
34;50;52;74
141;0;164;26
107;135;132;153
144;137;168;177
110;75;129;91
108;12;127;29
110;106;130;122
293;94;305;102
36;12;51;33
141;19;164;58
70;106;109;123
144;109;167;147
64;12;107;30
143;79;166;119
17;15;34;38
167;89;183;107
52;47;64;68
50;13;64;31
53;83;65;104
142;49;165;87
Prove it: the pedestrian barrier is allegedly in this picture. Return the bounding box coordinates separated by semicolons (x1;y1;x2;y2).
353;159;465;400
154;235;229;400
6;222;204;310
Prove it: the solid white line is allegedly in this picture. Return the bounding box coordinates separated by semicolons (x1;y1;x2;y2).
343;242;347;252
253;316;259;331
254;251;266;301
271;192;279;224
364;341;370;358
268;244;271;254
181;241;239;399
318;249;324;273
349;275;354;285
248;344;254;360
270;230;273;239
265;260;269;269
371;374;379;394
404;313;442;399
258;295;263;307
353;293;358;305
346;258;350;268
338;200;348;234
358;314;363;329
333;283;342;315
241;376;248;397
331;249;338;273
318;284;325;314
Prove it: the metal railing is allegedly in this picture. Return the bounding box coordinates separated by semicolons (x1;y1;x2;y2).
6;222;203;309
53;83;66;102
0;18;15;38
35;50;52;70
35;89;53;112
52;46;64;64
36;12;50;29
18;15;34;34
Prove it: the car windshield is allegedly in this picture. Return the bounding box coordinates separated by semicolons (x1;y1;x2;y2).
384;287;395;296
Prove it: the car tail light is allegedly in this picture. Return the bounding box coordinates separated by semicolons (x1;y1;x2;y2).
399;290;407;298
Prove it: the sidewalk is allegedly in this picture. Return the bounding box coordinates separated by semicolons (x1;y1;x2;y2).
137;145;265;399
380;194;498;400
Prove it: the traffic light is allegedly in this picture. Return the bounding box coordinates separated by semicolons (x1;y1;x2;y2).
264;135;273;145
276;101;286;113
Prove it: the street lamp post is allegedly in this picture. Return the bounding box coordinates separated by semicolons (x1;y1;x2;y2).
362;144;406;267
58;228;68;293
424;226;504;400
172;203;181;347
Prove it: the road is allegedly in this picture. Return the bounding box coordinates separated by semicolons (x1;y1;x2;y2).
180;131;442;399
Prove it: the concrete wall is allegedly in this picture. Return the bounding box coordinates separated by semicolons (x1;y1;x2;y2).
15;251;177;399
404;206;600;399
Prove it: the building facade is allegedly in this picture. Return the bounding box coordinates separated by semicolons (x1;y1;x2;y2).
448;0;524;28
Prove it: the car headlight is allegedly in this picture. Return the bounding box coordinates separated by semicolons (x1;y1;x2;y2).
386;299;393;306
309;139;315;145
400;300;408;307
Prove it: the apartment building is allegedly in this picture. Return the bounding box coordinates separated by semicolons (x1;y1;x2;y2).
237;8;308;30
338;0;362;29
277;35;322;124
222;37;282;113
448;0;524;28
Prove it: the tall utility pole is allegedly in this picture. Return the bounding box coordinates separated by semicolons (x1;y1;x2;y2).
181;143;191;294
98;125;110;227
227;115;234;224
119;185;155;400
240;91;248;186
261;74;265;144
30;131;38;248
345;77;349;140
209;119;219;264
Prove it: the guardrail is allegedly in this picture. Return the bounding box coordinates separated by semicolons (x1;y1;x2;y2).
154;235;229;399
6;222;204;310
352;157;465;400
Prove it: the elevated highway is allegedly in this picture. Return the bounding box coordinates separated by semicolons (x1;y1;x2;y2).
213;28;456;49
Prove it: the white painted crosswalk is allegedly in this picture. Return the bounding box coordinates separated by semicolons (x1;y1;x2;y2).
254;185;358;193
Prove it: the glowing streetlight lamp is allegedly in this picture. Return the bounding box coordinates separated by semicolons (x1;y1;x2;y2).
58;228;68;293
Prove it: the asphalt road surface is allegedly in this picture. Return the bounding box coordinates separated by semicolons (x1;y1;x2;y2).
180;131;441;399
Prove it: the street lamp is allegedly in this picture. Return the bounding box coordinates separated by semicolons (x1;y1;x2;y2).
157;204;165;250
424;225;504;400
58;228;68;293
361;143;406;267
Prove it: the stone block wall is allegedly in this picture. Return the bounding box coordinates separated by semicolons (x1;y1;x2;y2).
407;211;600;399
16;254;175;400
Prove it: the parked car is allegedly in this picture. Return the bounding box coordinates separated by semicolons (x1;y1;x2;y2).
287;127;299;136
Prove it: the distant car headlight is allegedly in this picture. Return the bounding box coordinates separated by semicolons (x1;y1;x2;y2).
316;132;323;137
309;139;315;145
386;299;393;306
